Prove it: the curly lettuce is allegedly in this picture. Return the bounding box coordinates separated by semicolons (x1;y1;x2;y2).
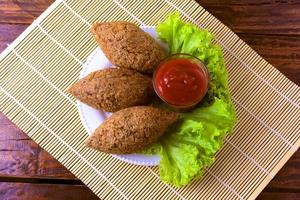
144;12;237;187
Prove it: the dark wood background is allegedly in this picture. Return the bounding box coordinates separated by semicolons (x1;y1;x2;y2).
0;0;299;199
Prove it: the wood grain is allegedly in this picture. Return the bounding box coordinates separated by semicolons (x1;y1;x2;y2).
0;113;75;179
0;0;54;24
0;0;299;199
267;151;300;190
258;192;300;200
199;0;300;35
0;24;27;51
240;33;300;84
0;182;99;200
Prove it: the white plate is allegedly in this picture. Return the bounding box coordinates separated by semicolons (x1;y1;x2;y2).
77;26;167;166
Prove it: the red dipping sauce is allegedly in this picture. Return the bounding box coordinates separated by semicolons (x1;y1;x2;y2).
153;54;209;110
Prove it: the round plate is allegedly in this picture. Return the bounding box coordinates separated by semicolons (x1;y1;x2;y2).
77;26;167;166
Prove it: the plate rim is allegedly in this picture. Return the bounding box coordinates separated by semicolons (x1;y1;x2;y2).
77;25;161;166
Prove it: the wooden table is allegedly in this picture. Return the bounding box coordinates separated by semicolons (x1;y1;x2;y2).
0;1;299;199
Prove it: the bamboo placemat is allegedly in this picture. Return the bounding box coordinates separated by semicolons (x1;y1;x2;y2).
0;0;299;199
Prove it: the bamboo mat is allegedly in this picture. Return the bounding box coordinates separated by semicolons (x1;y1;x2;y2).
0;0;299;199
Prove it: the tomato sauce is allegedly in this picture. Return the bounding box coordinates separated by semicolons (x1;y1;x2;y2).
154;57;208;107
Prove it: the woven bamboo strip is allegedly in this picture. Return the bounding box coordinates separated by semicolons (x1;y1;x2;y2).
0;0;299;199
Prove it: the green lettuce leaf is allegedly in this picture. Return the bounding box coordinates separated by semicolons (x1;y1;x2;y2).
159;99;236;187
145;12;237;187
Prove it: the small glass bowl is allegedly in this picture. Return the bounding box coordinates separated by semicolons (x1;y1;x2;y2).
153;53;209;111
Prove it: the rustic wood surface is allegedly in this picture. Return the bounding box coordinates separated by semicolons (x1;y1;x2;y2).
0;182;99;200
0;0;299;199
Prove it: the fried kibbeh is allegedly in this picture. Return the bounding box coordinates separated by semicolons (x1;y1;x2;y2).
67;68;154;112
91;21;165;74
85;106;179;154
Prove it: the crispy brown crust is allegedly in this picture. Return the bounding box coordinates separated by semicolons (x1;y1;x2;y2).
85;106;179;154
91;21;165;74
67;68;154;112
